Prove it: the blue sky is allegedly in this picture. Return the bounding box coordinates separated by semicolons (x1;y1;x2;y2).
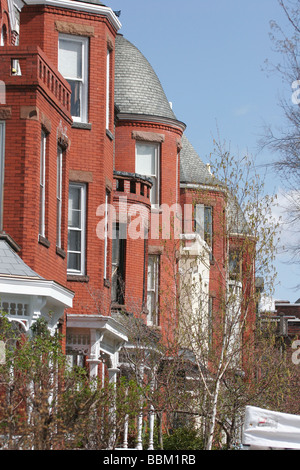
107;0;299;303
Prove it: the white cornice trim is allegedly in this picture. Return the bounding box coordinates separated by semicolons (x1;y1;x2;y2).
67;313;128;342
23;0;122;31
0;277;74;307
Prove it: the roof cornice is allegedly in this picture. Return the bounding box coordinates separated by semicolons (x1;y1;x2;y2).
23;0;122;31
117;112;186;132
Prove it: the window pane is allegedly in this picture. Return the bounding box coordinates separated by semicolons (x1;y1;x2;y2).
67;252;81;271
147;291;155;314
150;177;157;205
68;186;81;227
59;39;82;79
204;206;212;245
68;229;81;252
68;209;80;228
68;80;81;118
147;257;155;290
136;143;156;176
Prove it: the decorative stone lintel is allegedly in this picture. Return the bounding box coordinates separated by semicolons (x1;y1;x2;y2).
0;106;12;120
69;169;93;183
148;245;164;255
55;21;95;37
132;130;165;143
20;106;39;121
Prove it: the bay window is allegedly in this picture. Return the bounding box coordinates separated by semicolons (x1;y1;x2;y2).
58;34;89;123
67;183;86;275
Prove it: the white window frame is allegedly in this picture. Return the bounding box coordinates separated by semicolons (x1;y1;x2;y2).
58;34;89;123
106;48;111;130
135;142;160;208
56;145;63;248
147;254;159;326
0;121;5;231
39;130;46;238
67;182;86;275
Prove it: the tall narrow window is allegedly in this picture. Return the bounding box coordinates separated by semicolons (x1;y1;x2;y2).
103;190;109;280
147;255;159;326
136;142;160;207
194;205;213;258
58;35;89;123
111;223;126;304
67;183;86;275
0;121;5;231
208;296;213;348
229;250;242;281
106;49;111;130
39;131;46;238
56;146;63;248
0;26;7;46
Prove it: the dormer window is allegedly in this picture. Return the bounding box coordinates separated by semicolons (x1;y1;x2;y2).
58;34;89;123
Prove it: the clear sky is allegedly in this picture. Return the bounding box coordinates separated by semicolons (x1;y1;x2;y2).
107;0;299;303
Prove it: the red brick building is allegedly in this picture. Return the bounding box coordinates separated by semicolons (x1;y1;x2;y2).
0;0;257;447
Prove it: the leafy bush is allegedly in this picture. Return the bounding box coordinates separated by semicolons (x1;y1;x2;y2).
163;426;204;450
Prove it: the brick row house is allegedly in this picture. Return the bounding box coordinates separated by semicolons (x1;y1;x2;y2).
0;0;257;448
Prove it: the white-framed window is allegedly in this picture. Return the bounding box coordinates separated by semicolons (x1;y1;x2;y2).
147;255;159;326
106;48;111;130
0;121;5;231
39;130;47;238
0;25;7;46
194;204;213;258
67;182;86;275
136;142;160;207
58;34;89;123
56;146;63;248
111;222;126;304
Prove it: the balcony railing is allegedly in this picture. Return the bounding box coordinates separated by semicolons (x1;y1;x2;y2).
113;171;152;205
0;45;71;119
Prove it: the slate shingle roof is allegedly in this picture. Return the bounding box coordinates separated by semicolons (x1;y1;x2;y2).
180;134;215;186
115;34;177;120
0;240;43;279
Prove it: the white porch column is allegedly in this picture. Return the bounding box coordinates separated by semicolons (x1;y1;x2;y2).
148;372;156;450
148;405;155;450
136;365;145;450
87;329;101;380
